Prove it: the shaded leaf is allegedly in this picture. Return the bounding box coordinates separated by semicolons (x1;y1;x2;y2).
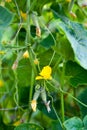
65;61;87;87
53;36;74;60
19;87;29;106
39;49;60;67
17;59;32;87
14;123;44;130
37;95;58;120
48;120;62;130
78;88;87;118
40;34;55;48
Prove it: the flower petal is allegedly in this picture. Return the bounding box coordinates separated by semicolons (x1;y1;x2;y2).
35;76;43;80
31;100;37;111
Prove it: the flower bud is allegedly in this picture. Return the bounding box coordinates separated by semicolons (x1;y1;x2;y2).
12;60;18;70
0;51;5;55
5;0;11;2
31;84;41;112
0;79;4;87
31;12;41;37
34;58;39;65
20;11;27;20
23;50;29;59
31;100;37;112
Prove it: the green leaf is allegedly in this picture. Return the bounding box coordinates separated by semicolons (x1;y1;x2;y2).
63;117;83;130
78;88;87;117
53;36;74;60
0;6;14;27
65;61;87;87
17;59;32;87
0;6;14;42
38;49;60;67
83;115;87;129
58;20;87;70
18;87;29;106
14;123;44;130
40;34;55;48
1;25;17;45
31;0;56;15
48;120;62;130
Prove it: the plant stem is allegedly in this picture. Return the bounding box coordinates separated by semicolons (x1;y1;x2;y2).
26;0;34;112
0;60;2;78
60;88;87;108
60;61;65;125
26;0;31;44
61;92;65;122
68;0;75;12
29;69;35;107
73;88;76;98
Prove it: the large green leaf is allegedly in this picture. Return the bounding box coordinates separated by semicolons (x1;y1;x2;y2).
65;61;87;87
51;8;87;69
63;117;83;130
0;6;14;42
14;123;44;130
0;6;14;27
58;20;87;70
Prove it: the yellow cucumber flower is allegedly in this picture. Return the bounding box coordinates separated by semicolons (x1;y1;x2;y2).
36;65;52;80
31;100;37;112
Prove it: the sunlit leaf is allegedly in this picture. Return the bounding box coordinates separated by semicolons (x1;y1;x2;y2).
0;6;14;27
58;20;87;69
0;6;14;43
64;117;83;130
83;115;87;129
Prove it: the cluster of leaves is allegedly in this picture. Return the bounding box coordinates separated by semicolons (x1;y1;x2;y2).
0;0;87;130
